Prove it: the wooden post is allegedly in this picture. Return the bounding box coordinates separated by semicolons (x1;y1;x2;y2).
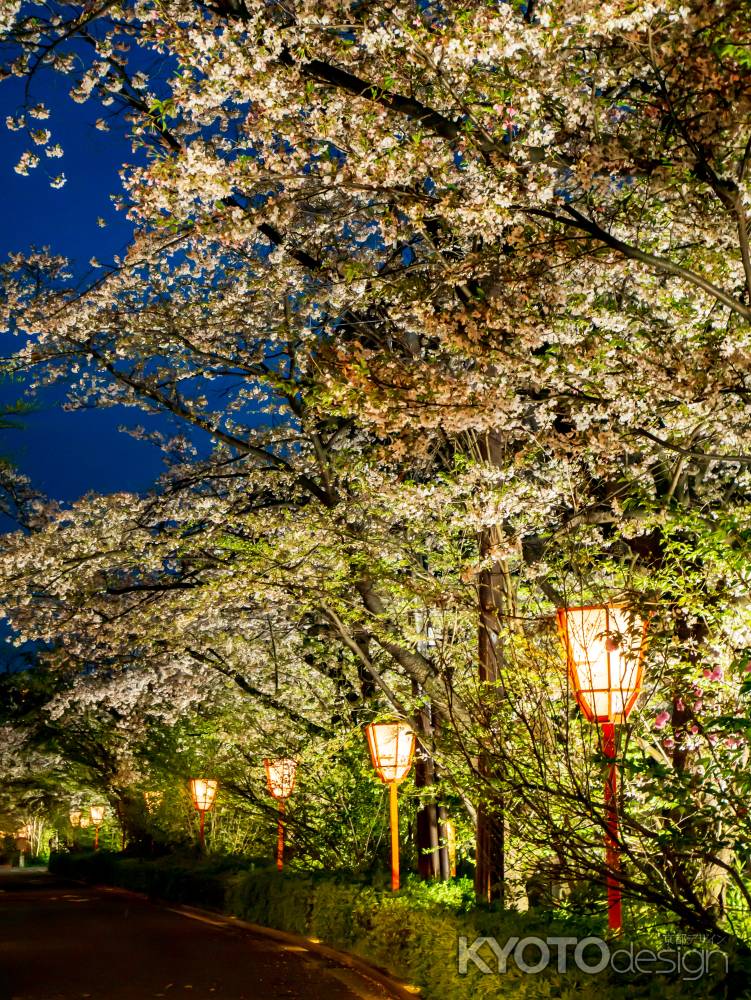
276;801;285;871
390;782;400;891
602;722;621;933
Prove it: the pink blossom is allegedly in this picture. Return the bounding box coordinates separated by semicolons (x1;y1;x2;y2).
662;737;675;751
675;698;685;713
654;711;670;730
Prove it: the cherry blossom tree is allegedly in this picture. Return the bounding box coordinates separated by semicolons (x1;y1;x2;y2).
2;0;751;941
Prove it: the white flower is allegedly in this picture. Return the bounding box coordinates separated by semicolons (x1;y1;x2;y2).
30;128;51;145
14;151;39;175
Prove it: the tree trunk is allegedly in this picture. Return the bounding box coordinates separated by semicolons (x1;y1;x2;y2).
413;692;450;879
474;429;511;904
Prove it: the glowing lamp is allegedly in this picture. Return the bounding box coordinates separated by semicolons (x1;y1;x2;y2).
89;804;106;850
189;778;218;850
69;810;82;828
90;804;106;825
557;604;648;724
556;602;648;934
79;815;90;829
264;758;297;801
264;758;297;870
190;778;218;813
365;722;416;784
365;721;415;891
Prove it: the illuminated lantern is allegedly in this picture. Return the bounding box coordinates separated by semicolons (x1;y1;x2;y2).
557;604;648;724
264;759;297;870
265;758;297;801
69;810;82;828
365;721;416;891
557;603;648;934
189;778;218;851
79;815;90;829
90;804;106;851
15;831;29;866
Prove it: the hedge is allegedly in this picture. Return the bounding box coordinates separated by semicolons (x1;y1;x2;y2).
49;853;746;999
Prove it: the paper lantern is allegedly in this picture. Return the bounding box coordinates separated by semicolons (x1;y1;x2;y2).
264;758;297;801
189;778;218;813
365;722;415;784
364;721;415;891
557;604;648;724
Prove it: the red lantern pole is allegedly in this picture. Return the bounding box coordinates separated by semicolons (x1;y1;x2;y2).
277;800;285;871
94;826;100;851
602;722;621;933
389;782;400;891
199;810;206;852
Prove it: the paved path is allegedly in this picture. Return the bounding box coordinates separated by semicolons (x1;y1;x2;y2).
0;870;399;1000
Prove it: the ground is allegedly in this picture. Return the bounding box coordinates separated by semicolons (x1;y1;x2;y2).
0;870;400;1000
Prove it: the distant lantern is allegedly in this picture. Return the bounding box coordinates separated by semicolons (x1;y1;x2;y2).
264;758;297;870
264;758;297;802
556;603;648;724
69;810;82;828
556;602;649;935
79;815;90;829
90;804;106;825
189;778;218;851
189;778;218;813
365;721;416;891
90;804;106;851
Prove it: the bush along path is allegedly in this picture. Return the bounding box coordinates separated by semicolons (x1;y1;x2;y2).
48;853;745;999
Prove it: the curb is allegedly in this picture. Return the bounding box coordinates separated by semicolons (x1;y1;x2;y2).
93;883;421;1000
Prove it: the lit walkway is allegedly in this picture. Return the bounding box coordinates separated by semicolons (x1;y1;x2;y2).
0;870;396;1000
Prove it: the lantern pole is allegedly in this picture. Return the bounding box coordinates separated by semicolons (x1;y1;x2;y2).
602;722;621;933
389;781;400;891
199;810;206;852
277;800;285;871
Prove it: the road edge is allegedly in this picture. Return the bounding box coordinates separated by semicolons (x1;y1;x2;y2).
93;882;422;1000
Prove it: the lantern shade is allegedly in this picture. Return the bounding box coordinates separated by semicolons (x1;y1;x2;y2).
79;815;91;829
69;810;82;827
264;758;297;801
557;604;648;724
189;778;218;812
90;804;106;825
365;722;415;784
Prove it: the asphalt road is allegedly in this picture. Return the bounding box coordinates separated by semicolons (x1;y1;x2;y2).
0;870;400;1000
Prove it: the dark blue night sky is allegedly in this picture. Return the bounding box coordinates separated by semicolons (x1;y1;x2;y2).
1;66;175;506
